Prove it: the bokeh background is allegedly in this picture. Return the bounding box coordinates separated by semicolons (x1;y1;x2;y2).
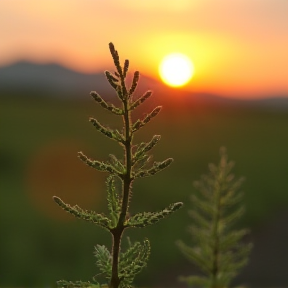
1;1;288;287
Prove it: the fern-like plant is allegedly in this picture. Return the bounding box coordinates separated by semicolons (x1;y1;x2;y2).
176;148;252;288
53;43;183;288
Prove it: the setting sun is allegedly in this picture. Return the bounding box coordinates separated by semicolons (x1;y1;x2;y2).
159;53;195;87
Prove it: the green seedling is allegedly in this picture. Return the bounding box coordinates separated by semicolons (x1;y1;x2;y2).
177;148;252;288
53;43;183;288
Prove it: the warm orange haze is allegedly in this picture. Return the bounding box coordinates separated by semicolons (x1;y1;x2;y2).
1;0;288;98
2;1;288;287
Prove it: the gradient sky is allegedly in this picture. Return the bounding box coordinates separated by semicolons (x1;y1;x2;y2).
1;0;287;98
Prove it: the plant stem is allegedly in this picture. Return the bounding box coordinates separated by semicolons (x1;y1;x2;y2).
110;232;121;288
211;184;222;288
119;98;132;224
110;92;133;288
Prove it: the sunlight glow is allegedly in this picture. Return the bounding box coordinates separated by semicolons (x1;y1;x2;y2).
159;53;195;87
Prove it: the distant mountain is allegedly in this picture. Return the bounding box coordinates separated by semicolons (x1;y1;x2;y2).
0;61;165;99
0;61;115;98
1;61;287;109
251;97;288;110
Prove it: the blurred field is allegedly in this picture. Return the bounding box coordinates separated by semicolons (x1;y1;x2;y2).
1;93;288;287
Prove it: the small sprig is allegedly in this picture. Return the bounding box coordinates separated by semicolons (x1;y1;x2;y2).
56;280;99;288
125;202;184;228
129;90;152;111
133;158;173;178
77;151;123;177
53;196;112;230
118;239;150;287
89;118;125;144
90;91;123;115
132;106;162;132
176;148;252;288
53;42;183;288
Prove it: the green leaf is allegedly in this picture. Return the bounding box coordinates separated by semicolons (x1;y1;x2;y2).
187;225;211;246
108;154;125;174
109;42;122;77
132;135;161;165
118;239;150;286
129;90;152;111
78;152;123;177
89;118;124;143
119;240;142;269
132;106;161;132
94;244;112;280
128;71;139;97
125;202;183;228
188;209;211;230
123;59;129;78
222;206;245;228
115;85;124;101
224;243;253;271
190;194;215;216
56;280;100;288
133;158;173;178
220;189;243;207
106;175;121;227
219;229;248;251
105;70;120;90
90;91;123;115
176;240;212;275
133;154;152;170
53;196;111;230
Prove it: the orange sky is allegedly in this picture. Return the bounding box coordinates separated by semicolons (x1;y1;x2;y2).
1;0;288;98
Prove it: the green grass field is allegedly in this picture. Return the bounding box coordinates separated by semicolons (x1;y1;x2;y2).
2;94;288;287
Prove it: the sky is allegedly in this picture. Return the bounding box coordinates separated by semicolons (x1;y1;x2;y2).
1;0;288;98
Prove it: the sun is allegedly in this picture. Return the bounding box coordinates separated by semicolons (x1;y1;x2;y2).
159;53;195;87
